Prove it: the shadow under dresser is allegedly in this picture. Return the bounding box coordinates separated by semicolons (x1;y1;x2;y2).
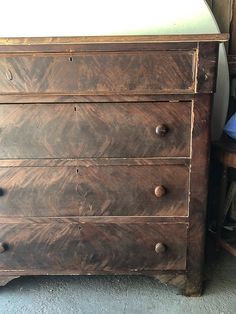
0;34;228;296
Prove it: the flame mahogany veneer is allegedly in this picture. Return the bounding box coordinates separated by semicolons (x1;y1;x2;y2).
0;34;228;296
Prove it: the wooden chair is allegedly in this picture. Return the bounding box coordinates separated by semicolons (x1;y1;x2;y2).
215;137;236;256
214;63;236;256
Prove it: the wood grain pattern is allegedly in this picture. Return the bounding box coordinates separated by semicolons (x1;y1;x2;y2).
0;34;225;293
153;273;186;290
0;51;195;95
0;43;196;54
183;95;212;296
0;216;189;224
196;42;219;93
0;102;191;158
0;165;189;217
0;222;187;271
0;158;190;168
0;93;195;104
0;34;228;46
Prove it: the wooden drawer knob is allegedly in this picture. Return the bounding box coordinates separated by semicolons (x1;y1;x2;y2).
155;243;166;254
155;124;169;136
0;242;7;253
154;185;166;198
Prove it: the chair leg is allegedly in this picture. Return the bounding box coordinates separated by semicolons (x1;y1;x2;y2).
217;165;228;244
219;239;236;256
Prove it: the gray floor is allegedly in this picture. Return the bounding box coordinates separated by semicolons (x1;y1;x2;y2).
0;251;235;314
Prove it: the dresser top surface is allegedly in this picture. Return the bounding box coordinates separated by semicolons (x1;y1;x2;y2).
0;34;228;46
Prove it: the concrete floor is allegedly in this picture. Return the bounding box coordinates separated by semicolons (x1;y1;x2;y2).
0;251;235;314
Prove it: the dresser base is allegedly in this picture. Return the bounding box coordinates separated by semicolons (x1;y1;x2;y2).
0;276;20;287
153;273;202;297
181;276;203;297
0;273;202;297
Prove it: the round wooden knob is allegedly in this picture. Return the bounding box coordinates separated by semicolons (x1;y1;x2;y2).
154;185;166;198
155;124;169;136
0;242;7;253
155;243;166;254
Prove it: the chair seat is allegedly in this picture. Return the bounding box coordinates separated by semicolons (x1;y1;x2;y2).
214;136;236;168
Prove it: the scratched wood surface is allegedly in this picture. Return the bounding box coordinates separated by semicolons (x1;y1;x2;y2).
0;165;189;217
196;42;219;93
0;222;187;271
0;102;191;158
183;95;212;296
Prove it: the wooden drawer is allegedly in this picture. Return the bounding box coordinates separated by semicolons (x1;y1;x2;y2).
0;165;189;217
0;102;191;158
0;222;187;272
0;51;196;95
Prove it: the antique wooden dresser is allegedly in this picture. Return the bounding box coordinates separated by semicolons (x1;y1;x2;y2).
0;34;227;295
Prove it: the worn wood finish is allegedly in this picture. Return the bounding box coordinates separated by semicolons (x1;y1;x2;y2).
0;222;187;272
0;35;224;294
0;102;191;158
0;93;196;104
0;270;186;278
153;273;186;290
0;165;189;217
183;95;212;296
0;34;228;45
0;51;196;95
0;216;190;224
0;158;190;168
0;276;19;286
196;42;219;93
0;42;198;54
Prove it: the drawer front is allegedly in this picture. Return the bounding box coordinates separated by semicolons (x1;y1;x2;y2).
0;51;196;95
0;102;191;158
0;222;187;271
0;165;189;217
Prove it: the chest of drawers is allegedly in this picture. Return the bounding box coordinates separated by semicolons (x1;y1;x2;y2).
0;34;227;296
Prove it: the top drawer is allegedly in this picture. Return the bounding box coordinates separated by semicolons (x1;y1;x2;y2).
0;51;196;95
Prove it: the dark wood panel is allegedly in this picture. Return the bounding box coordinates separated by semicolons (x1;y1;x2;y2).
0;222;187;271
196;42;219;93
0;102;191;158
0;94;195;104
0;42;197;53
0;216;189;224
228;54;236;75
183;95;212;296
0;33;228;46
0;165;189;217
0;51;195;95
0;157;190;168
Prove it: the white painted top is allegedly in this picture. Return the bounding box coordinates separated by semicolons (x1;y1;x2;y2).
0;0;220;37
0;0;229;140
